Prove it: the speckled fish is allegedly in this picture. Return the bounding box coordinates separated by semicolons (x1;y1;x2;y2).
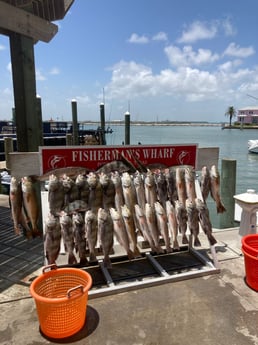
135;204;157;252
21;176;41;237
85;210;98;262
200;166;211;202
10;177;31;237
176;167;187;207
59;211;77;265
110;207;134;259
210;165;226;214
121;204;141;257
87;172;103;213
39;166;91;181
145;203;164;254
133;171;146;210
63;200;88;215
165;168;177;204
144;169;157;207
154;170;168;209
62;174;79;206
175;200;188;244
196;198;217;246
111;171;125;214
166;200;180;250
75;174;90;205
121;171;138;228
96;160;135;174
98;208;114;268
186;199;201;247
48;174;64;216
185;167;197;204
154;202;172;253
44;213;61;265
99;172;115;210
72;212;88;265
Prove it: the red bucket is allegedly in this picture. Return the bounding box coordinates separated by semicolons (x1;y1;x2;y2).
242;248;258;291
242;234;258;257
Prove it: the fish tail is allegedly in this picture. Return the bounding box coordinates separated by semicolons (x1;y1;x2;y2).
182;234;189;244
68;253;77;265
127;249;135;260
173;239;180;250
194;236;202;247
208;234;217;246
217;202;226;214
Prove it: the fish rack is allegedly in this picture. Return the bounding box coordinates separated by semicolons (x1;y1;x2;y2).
56;237;220;299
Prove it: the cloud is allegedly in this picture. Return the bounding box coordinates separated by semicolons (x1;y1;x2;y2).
49;67;60;75
152;32;168;41
127;33;149;44
177;21;217;43
221;17;237;36
36;69;46;81
224;42;255;58
0;44;6;51
164;45;219;67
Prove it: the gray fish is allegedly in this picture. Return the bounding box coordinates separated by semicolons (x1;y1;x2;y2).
44;213;61;265
175;200;188;244
196;198;217;246
85;210;98;262
72;212;88;265
154;202;172;253
175;167;187;207
98;208;114;268
62;174;79;205
185;167;197;204
210;165;226;214
186;198;201;247
121;171;138;228
111;171;125;214
59;211;77;265
63;200;88;215
110;207;135;259
144;169;157;207
99;172;116;210
96;160;134;174
164;168;177;204
48;174;64;216
75;174;90;205
121;204;141;257
200;166;211;202
39;166;91;181
87;172;103;213
145;203;164;254
166;200;180;250
154;170;168;209
133;171;146;210
135;204;157;252
10;177;31;237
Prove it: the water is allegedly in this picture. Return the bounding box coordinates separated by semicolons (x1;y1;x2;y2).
106;124;258;195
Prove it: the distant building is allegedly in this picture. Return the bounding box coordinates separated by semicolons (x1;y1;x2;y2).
237;106;258;124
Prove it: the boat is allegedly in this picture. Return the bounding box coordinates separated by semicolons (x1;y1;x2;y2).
248;140;258;153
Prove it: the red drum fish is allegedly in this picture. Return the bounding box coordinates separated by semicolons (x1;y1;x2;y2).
98;208;114;268
48;174;64;216
196;198;217;246
210;165;226;214
85;210;98;263
72;212;88;265
121;204;141;257
186;198;201;247
145;203;164;254
154;202;172;253
175;200;188;244
60;211;77;265
44;213;61;265
166;200;180;250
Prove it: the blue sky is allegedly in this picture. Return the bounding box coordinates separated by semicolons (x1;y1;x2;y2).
0;0;258;122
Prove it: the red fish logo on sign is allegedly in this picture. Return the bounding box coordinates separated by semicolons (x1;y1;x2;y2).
48;155;66;170
177;150;191;165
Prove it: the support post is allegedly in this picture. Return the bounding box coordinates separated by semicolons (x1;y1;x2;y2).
100;103;106;145
9;33;42;152
219;158;237;228
124;111;130;145
71;99;79;145
36;96;43;146
4;137;13;170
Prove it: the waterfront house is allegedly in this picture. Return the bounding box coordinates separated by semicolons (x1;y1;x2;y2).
237;106;258;124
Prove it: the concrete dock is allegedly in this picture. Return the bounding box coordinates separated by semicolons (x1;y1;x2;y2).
1;193;258;345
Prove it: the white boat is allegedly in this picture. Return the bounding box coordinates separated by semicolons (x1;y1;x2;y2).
248;140;258;153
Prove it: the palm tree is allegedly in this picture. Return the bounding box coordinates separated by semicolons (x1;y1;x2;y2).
225;106;236;127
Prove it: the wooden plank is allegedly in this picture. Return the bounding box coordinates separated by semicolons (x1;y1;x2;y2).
0;1;58;42
196;147;219;171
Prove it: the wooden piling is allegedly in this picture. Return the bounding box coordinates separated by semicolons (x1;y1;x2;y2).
4;137;13;170
100;103;106;145
219;158;237;228
124;111;130;145
71;99;79;145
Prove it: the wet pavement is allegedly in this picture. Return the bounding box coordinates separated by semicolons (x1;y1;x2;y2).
1;194;258;345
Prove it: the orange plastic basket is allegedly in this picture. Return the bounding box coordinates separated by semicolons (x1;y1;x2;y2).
242;248;258;291
30;265;92;339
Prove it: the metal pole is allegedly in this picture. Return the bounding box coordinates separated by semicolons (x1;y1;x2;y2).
124;111;130;145
71;99;79;145
219;158;237;228
100;103;106;145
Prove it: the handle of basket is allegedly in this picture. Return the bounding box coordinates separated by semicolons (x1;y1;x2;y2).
67;285;84;299
42;264;58;274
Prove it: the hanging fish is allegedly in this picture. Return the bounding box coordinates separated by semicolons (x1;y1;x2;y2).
133;171;146;210
44;213;61;265
196;198;217;246
154;202;172;253
60;211;77;265
186;199;201;247
99;172;116;210
210;165;226;214
166;200;180;250
87;172;103;213
85;210;98;263
48;174;64;216
175;200;188;244
72;212;88;266
145;203;164;254
121;204;141;258
111;171;125;214
98;208;114;268
200;166;211;202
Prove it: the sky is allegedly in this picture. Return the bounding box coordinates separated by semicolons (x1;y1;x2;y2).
0;0;258;123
